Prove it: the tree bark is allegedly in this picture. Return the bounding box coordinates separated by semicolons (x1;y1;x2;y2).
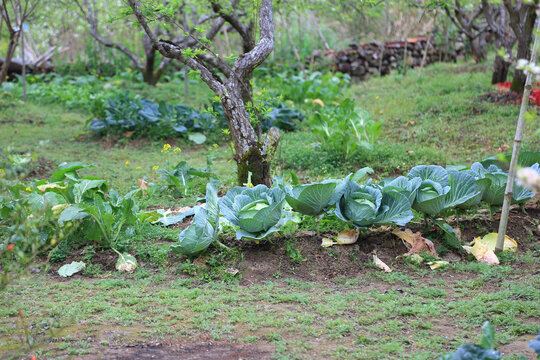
491;55;511;84
510;33;534;93
0;30;18;86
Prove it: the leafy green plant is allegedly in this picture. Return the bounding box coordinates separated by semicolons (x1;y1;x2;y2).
406;165;480;217
334;176;413;228
156;160;215;196
439;322;500;360
169;183;222;256
218;185;287;240
89;91;213;141
310;99;383;159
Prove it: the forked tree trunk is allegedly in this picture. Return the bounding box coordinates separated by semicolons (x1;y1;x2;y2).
470;36;487;63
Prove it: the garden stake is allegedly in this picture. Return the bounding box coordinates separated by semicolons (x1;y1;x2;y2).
496;16;540;254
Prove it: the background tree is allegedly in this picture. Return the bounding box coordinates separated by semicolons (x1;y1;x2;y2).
503;0;538;93
482;0;515;84
0;0;40;86
444;0;489;63
127;0;278;186
74;0;227;86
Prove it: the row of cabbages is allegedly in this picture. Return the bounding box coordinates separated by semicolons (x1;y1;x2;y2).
170;163;539;256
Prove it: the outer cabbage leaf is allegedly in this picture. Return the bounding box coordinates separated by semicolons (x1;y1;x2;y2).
374;190;414;226
285;181;337;216
408;165;448;185
170;183;220;256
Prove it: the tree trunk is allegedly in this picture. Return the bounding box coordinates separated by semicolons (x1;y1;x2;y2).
470;36;487;63
510;40;532;93
491;55;510;84
0;31;19;86
509;4;536;94
220;84;279;187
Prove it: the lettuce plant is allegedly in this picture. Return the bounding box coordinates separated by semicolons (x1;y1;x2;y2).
170;183;221;256
218;185;286;240
334;180;413;228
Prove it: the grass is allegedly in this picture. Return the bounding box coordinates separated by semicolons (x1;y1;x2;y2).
1;60;539;359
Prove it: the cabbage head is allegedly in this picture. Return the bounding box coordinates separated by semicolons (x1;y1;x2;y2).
335;181;413;228
218;184;286;239
407;165;480;216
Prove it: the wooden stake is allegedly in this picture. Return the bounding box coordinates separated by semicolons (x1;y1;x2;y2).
495;17;540;253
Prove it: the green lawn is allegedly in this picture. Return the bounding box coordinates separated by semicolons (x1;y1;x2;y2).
1;61;539;359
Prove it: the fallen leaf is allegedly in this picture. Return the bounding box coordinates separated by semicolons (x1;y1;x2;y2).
453;227;462;240
392;229;437;257
408;253;424;264
312;98;325;107
224;267;239;275
321;238;335;248
470;233;517;253
428;261;450;270
373;252;392;272
124;131;134;138
463;242;499;265
336;229;359;245
137;179;148;195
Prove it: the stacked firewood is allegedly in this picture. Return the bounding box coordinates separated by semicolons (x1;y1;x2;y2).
311;37;465;80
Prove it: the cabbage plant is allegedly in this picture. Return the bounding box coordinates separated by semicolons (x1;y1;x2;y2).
170;183;221;256
407;165;480;216
334;181;413;228
284;181;338;216
467;162;535;206
218;185;286;240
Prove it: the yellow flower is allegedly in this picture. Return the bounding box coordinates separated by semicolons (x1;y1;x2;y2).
136;166;142;170
125;161;130;166
213;144;218;148
173;147;182;153
152;165;159;171
25;187;32;192
161;144;171;153
246;183;254;188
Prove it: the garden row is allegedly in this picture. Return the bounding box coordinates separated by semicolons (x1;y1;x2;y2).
4;155;537;275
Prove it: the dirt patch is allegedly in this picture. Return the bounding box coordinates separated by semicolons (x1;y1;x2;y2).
88;342;274;360
23;157;55;181
479;91;529;107
499;335;539;360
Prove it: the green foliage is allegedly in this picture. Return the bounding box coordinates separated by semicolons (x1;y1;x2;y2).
89;91;214;141
309;98;383;159
156;160;216;196
284;181;338;216
261;70;350;105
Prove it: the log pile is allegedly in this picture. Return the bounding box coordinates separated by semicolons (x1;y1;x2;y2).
311;37;465;80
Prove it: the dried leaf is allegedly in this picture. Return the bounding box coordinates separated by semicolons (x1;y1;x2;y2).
224;267;239;275
312;98;325;107
470;233;517;253
393;229;437;257
321;237;335;248
137;179;148;195
463;242;499;265
336;229;359;245
373;253;392;272
428;261;450;270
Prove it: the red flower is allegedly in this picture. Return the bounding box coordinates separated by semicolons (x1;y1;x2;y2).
31;356;37;360
7;243;14;251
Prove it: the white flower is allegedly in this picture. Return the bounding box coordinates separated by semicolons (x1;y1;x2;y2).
517;59;529;69
517;167;540;193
